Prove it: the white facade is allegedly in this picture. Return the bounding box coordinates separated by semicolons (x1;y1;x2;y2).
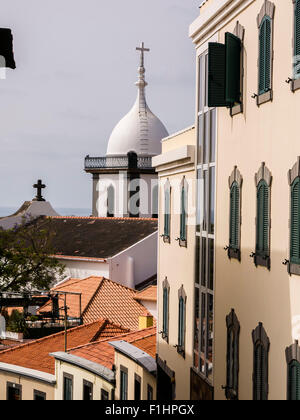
57;232;158;289
94;173;158;218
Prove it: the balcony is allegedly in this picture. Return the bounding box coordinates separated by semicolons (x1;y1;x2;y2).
84;155;153;171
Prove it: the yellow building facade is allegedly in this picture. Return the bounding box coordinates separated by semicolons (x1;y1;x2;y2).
153;126;196;400
190;0;300;400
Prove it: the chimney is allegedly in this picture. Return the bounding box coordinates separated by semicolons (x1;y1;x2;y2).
139;311;153;330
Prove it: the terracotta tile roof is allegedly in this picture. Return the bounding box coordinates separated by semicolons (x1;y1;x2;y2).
134;286;157;302
69;327;156;370
0;319;128;374
82;278;153;330
34;217;158;259
38;277;103;319
39;277;151;331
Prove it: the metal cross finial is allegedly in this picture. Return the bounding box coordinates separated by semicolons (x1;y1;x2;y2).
136;42;150;68
33;179;46;202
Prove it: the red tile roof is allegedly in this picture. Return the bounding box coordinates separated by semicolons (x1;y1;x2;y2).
134;286;157;302
69;327;156;370
82;278;153;330
0;319;128;374
38;277;103;319
40;276;152;331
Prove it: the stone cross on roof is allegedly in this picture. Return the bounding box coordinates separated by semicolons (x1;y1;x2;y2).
33;179;46;202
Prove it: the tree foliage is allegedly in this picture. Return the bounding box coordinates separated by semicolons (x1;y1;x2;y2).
0;217;65;292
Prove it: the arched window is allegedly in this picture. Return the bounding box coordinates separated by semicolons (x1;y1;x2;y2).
254;163;272;269
177;286;187;357
228;167;243;260
163;180;171;243
252;323;270;401
294;0;300;79
288;158;300;275
107;185;115;218
162;278;170;341
152;183;158;219
286;341;300;400
256;1;275;104
224;309;240;400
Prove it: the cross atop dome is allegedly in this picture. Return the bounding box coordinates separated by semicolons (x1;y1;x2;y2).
136;42;150;68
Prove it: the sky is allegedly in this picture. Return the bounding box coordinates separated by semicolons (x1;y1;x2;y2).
0;0;198;211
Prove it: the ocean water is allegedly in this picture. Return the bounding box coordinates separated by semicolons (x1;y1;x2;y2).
0;207;91;218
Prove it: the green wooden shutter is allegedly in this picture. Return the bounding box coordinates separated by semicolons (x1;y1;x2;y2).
254;343;268;400
225;32;241;105
288;360;300;400
230;182;240;250
164;188;170;237
291;178;300;265
259;17;271;94
256;181;269;257
208;42;228;107
0;29;16;69
227;328;234;390
180;187;186;241
163;288;168;336
295;1;300;78
178;297;184;348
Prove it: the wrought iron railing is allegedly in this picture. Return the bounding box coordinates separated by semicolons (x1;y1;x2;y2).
84;155;153;170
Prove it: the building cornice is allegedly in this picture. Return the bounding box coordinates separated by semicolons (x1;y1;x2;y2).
189;0;256;46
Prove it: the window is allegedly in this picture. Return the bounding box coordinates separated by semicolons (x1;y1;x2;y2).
63;373;73;401
256;1;275;105
134;374;141;401
6;382;22;401
33;390;46;400
258;17;271;95
120;367;128;400
286;341;300;400
207;23;244;112
152;182;158;218
177;286;186;357
147;384;154;400
163;179;171;243
252;323;270;401
162;278;170;341
224;309;240;400
288;159;300;275
107;185;115;218
253;163;272;269
179;177;188;247
194;48;216;385
101;389;109;400
294;0;300;80
228;167;243;260
83;380;93;401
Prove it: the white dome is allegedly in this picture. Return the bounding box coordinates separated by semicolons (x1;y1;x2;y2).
107;94;169;157
106;46;168;157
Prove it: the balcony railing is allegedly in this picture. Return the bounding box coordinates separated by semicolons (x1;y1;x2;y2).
84;155;153;170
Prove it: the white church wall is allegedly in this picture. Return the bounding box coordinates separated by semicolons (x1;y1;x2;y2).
57;258;110;280
96;173;128;218
109;231;157;288
139;174;158;218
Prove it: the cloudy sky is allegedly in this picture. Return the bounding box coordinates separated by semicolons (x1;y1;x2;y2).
0;0;198;212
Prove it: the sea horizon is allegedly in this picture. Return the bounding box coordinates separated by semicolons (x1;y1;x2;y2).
0;206;92;218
